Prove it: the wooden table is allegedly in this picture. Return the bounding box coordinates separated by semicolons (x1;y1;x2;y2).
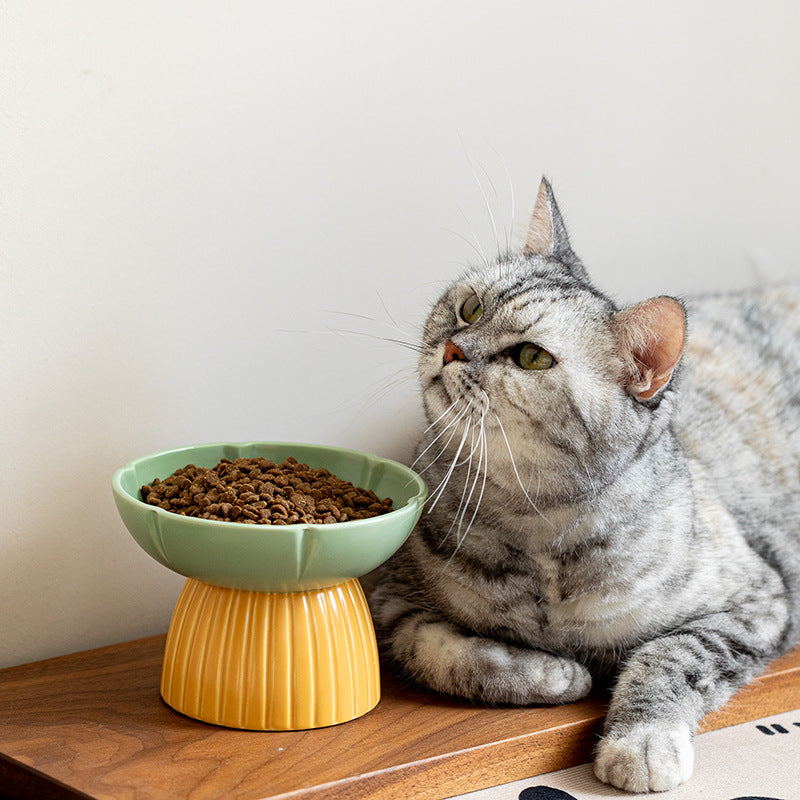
1;635;799;800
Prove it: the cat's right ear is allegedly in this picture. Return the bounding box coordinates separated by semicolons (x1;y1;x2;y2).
524;177;585;277
613;297;686;402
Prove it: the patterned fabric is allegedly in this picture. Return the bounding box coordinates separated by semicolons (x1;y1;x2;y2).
446;710;800;799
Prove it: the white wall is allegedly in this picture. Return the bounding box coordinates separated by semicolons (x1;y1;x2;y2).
2;1;799;668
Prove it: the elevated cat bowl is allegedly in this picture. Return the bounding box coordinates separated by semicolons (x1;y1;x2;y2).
112;441;426;730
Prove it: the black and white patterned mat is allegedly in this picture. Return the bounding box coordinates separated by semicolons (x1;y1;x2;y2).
447;709;800;799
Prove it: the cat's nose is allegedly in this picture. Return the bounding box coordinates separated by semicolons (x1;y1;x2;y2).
443;340;468;365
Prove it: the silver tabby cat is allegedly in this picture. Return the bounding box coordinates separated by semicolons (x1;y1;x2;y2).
369;179;800;793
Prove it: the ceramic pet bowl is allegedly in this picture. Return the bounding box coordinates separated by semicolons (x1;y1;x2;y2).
112;441;426;730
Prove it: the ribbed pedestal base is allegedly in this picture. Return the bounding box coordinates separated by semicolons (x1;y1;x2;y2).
161;577;380;730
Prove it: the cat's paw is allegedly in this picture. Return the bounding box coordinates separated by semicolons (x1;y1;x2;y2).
402;620;592;705
461;636;593;705
593;723;693;793
511;647;593;705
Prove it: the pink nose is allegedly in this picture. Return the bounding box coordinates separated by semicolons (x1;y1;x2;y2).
443;340;467;364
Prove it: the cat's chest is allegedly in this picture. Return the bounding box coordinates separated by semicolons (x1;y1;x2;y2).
434;539;655;653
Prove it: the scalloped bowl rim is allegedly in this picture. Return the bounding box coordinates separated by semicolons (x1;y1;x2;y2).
111;440;427;592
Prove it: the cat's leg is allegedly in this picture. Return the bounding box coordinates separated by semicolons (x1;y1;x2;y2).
370;589;592;705
594;596;790;793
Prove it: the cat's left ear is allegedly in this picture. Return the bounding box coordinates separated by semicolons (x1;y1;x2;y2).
524;177;582;271
613;297;687;402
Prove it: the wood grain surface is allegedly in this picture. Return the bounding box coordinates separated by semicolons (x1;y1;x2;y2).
0;636;798;800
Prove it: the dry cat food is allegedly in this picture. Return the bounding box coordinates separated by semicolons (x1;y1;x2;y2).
140;456;393;525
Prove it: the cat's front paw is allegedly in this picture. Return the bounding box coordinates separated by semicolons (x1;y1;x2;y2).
593;723;693;793
393;617;592;705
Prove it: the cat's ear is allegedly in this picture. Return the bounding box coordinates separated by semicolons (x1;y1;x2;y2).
613;297;686;402
524;177;580;268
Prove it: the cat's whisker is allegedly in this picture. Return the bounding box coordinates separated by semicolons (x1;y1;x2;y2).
421;398;461;436
469;416;489;532
322;364;416;421
452;429;475;483
327;289;423;332
412;401;469;472
459;138;505;264
525;466;536;496
445;400;484;549
291;323;425;357
456;401;489;548
455;406;486;466
479;162;515;262
352;369;417;415
427;416;472;512
581;459;599;499
449;399;488;532
445;424;476;540
444;225;489;267
444;393;493;546
447;424;488;563
374;290;420;340
473;167;503;264
427;416;471;510
415;416;466;479
494;412;553;527
553;512;586;550
454;206;490;269
321;306;421;342
323;326;426;354
488;144;516;253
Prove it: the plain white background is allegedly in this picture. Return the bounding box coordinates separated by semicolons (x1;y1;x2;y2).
2;1;799;668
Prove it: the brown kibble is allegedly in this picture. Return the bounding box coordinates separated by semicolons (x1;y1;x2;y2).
140;456;394;526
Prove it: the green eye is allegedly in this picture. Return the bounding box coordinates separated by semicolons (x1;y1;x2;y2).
460;293;483;324
517;343;555;370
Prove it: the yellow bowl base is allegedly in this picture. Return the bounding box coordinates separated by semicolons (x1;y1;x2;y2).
161;577;381;730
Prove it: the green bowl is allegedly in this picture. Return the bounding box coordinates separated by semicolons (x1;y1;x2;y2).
112;441;426;592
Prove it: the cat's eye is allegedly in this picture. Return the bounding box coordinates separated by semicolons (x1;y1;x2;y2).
459;293;483;324
517;343;556;370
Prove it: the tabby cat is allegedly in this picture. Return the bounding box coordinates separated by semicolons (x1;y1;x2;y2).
369;179;800;792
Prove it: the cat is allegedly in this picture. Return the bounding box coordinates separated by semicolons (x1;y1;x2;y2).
368;178;800;793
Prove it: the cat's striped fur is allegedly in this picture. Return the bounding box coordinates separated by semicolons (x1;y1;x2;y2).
369;179;800;792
